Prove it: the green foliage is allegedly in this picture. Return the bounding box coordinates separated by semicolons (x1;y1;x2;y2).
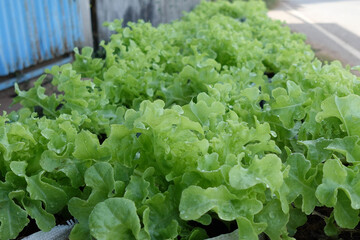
1;0;360;239
89;198;141;240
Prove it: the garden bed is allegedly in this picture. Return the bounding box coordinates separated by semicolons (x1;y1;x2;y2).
2;0;360;239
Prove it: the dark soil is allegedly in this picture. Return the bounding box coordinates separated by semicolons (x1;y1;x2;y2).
294;207;360;240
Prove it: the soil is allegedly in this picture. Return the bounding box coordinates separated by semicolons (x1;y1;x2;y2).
294;207;360;240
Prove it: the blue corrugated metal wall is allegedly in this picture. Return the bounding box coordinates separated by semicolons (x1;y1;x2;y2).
0;0;84;76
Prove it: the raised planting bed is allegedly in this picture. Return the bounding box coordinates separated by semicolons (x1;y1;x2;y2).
2;0;360;239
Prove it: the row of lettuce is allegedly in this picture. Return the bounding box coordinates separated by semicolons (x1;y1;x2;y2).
1;0;360;239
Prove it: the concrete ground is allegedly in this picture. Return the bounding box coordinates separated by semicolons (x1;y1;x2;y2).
268;0;360;70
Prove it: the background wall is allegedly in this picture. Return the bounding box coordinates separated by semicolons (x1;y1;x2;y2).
95;0;201;41
0;0;201;97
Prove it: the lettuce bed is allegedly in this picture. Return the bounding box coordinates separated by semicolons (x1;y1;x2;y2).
2;0;360;239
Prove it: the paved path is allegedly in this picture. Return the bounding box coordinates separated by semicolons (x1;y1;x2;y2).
268;0;360;69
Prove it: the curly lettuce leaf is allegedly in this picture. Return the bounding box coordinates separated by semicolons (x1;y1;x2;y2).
316;95;360;137
284;154;319;214
0;183;29;240
270;81;310;129
229;154;283;193
89;198;141;240
237;217;266;240
143;193;180;240
179;185;262;221
326;136;360;163
69;162;116;239
299;138;333;166
255;199;289;240
316;159;360;228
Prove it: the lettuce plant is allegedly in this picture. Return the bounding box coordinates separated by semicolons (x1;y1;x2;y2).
1;0;360;239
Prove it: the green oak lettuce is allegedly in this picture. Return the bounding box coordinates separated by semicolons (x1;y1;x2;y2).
1;0;360;239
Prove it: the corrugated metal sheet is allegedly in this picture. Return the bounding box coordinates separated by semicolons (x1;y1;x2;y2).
0;0;85;76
